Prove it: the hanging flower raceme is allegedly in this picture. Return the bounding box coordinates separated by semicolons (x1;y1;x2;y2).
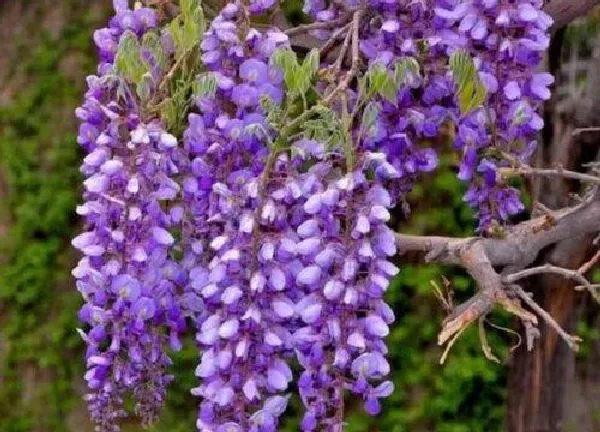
286;149;397;431
356;0;455;201
434;0;554;229
182;3;295;430
73;2;185;430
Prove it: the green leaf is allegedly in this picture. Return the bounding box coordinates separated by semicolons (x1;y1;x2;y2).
300;106;345;150
302;48;320;78
142;32;167;69
114;30;148;83
168;0;205;59
160;97;178;129
449;50;487;115
169;17;184;55
181;0;205;50
193;72;217;98
261;95;284;127
272;48;298;75
296;48;320;96
393;57;420;87
361;101;381;133
180;0;198;18
136;73;153;101
365;64;398;104
272;48;300;95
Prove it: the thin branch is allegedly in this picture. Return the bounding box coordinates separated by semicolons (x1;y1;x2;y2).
499;166;600;184
503;263;600;303
573;127;600;137
578;248;600;275
485;319;523;353
284;14;351;36
321;9;363;104
479;317;501;364
330;23;352;76
437;243;537;349
397;189;600;270
439;326;466;365
347;8;361;82
511;285;581;351
504;264;590;285
320;23;351;57
396;192;600;354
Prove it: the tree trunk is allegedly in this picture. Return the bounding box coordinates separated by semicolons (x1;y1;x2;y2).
506;29;600;432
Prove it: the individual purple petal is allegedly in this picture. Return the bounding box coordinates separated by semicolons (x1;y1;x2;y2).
218;319;240;339
365;315;389;337
152;227;175;245
296;266;322;286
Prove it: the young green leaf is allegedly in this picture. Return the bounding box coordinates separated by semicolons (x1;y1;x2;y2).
115;30;148;83
193;72;217;98
361;101;381;134
366;64;399;104
271;48;300;95
449;50;487;115
142;32;167;70
393;57;420;87
168;0;205;59
136;73;153;102
302;49;320;79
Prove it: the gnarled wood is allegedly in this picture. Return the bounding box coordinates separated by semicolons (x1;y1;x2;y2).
546;0;600;29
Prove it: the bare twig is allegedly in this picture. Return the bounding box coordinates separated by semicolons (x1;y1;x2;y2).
397;190;600;270
503;264;600;303
485;319;523;353
284;14;351;36
504;264;589;285
346;9;361;84
499;166;600;184
479;318;501;364
330;25;352;75
572;127;600;137
578;248;600;275
439;326;466;365
320;23;351;57
431;278;454;313
437;243;537;350
511;285;581;351
321;9;363;105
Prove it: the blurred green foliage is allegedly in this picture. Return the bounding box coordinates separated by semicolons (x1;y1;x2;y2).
0;3;103;430
0;2;509;431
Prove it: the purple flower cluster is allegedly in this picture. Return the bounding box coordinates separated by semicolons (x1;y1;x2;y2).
74;2;186;430
305;0;553;229
93;0;157;73
182;4;294;431
75;0;556;430
74;96;185;429
434;0;554;229
357;0;456;200
287;150;397;431
182;2;399;428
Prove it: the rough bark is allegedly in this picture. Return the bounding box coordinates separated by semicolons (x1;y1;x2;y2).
505;27;600;432
396;187;600;346
546;0;600;29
